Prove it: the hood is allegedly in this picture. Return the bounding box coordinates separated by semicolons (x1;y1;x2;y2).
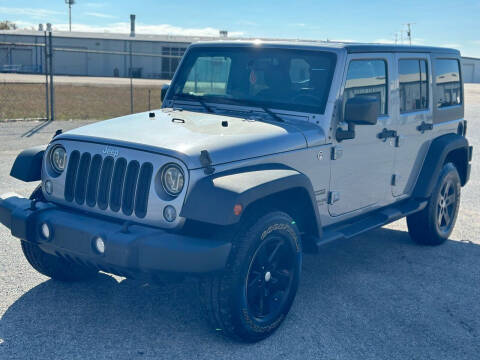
58;109;326;169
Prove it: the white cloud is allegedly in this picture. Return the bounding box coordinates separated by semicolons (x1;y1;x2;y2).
14;20;244;37
0;7;61;19
84;12;116;19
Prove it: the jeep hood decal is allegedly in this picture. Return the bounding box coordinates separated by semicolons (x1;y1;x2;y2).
58;110;325;169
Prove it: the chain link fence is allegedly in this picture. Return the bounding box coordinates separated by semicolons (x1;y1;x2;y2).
0;32;182;121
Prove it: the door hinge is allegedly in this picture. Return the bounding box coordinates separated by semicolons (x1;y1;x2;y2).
331;146;343;160
328;191;340;204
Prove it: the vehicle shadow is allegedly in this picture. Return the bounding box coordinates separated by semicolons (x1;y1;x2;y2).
1;227;479;359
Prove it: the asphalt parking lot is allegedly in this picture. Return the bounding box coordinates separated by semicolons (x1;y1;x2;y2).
0;85;479;359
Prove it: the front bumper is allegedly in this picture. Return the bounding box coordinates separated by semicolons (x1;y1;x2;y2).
0;193;231;276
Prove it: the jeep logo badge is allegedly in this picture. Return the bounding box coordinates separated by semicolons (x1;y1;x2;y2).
102;146;119;157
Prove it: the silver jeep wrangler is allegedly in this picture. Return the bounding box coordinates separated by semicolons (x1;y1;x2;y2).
0;41;473;342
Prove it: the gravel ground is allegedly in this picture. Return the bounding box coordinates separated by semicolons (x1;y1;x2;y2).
0;85;479;359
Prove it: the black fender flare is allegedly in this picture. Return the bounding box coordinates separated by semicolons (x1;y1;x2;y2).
180;164;322;238
413;133;469;198
10;145;47;182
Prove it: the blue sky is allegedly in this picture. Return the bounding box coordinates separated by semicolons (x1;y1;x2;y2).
1;0;479;57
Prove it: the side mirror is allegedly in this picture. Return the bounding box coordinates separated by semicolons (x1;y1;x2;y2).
344;96;379;125
336;96;379;142
161;84;170;102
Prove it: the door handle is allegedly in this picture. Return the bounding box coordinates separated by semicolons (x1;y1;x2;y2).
417;121;433;134
377;128;397;141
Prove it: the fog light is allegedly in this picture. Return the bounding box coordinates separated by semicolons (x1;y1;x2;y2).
163;205;177;222
44;180;53;195
40;223;51;240
93;236;105;254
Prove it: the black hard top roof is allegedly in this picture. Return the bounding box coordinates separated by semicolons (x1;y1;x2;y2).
344;43;460;55
192;40;460;55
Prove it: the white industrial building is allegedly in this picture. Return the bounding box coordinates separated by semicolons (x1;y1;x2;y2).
1;28;480;82
462;57;480;83
0;29;213;79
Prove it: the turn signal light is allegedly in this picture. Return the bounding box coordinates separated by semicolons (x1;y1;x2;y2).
233;204;243;216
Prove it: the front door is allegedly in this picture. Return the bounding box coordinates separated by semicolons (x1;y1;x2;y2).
391;54;433;197
328;54;396;216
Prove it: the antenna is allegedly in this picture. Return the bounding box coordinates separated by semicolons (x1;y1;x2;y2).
65;0;75;32
404;23;415;46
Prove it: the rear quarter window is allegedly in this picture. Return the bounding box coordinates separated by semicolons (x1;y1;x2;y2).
434;59;462;108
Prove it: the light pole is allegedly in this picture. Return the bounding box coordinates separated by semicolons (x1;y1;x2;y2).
65;0;75;32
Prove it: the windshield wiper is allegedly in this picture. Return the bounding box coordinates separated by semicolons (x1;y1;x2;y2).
213;98;284;123
258;105;284;123
173;94;214;114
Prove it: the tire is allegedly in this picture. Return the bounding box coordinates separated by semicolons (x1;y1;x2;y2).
200;211;302;342
21;186;98;281
21;241;98;281
407;162;461;245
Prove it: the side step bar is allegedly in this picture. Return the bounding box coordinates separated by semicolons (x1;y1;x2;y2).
317;199;428;246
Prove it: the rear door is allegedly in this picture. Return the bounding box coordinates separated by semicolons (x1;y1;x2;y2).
328;53;396;216
391;54;433;197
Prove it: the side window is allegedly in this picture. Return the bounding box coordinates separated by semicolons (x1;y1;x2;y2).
399;59;429;113
344;59;388;115
434;59;462;108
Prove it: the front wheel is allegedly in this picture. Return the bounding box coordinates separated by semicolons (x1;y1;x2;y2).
407;162;461;245
21;185;98;281
21;241;98;281
200;211;302;342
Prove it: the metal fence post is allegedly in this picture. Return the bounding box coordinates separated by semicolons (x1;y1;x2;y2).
44;31;49;121
129;41;134;114
48;31;55;121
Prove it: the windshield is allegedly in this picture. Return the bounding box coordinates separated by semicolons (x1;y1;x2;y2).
170;46;337;114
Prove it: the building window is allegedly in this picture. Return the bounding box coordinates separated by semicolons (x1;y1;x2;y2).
435;59;462;108
344;59;388;115
162;47;186;79
399;59;429;113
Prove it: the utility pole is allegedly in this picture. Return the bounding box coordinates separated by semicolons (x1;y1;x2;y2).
65;0;75;32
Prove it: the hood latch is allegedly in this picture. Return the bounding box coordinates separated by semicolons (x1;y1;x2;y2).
200;150;215;175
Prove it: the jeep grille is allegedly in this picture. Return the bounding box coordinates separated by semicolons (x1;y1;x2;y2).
64;150;153;218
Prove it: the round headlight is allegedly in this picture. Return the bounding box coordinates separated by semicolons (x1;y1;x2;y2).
50;146;67;173
161;164;185;196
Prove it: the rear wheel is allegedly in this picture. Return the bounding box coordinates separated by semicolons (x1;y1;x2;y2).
200;211;302;342
407;162;461;245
